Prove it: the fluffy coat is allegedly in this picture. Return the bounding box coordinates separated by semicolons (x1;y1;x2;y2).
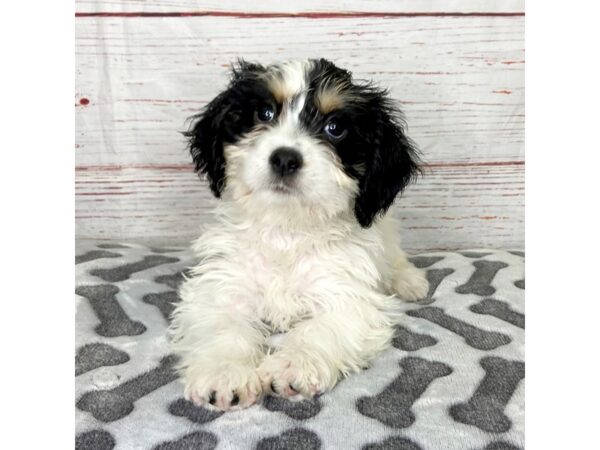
169;59;429;411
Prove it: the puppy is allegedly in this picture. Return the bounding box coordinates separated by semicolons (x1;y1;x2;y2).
169;59;429;411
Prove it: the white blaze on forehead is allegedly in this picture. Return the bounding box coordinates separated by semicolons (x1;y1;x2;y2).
264;60;312;118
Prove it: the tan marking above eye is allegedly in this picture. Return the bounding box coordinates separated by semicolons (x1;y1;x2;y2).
263;73;299;105
315;88;346;115
266;78;289;104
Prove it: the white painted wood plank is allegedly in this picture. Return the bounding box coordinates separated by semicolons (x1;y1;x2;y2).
75;0;524;14
75;163;524;250
75;14;524;249
75;16;524;167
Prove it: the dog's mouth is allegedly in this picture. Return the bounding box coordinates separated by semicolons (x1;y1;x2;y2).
269;180;297;195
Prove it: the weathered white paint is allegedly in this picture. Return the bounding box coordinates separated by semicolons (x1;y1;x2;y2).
75;0;525;14
75;10;524;250
75;16;524;166
75;162;524;251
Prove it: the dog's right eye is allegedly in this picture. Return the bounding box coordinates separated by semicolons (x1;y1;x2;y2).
256;104;275;123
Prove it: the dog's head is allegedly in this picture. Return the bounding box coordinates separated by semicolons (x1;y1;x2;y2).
185;59;420;227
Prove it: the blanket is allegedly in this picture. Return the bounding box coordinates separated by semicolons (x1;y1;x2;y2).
75;241;524;450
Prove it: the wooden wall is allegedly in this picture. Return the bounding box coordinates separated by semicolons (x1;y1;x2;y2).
75;1;524;251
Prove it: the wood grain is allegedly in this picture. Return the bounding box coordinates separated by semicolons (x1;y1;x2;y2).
75;1;524;14
76;162;524;250
76;16;524;166
75;11;524;250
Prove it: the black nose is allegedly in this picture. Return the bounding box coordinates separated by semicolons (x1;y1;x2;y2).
269;147;303;177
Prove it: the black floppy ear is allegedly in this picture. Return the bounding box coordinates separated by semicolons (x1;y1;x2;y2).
183;60;266;197
183;91;232;198
354;110;421;227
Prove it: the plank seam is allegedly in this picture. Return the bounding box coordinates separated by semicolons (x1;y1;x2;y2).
75;11;525;19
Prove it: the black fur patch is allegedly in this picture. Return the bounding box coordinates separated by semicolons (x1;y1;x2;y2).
302;59;421;227
184;60;271;196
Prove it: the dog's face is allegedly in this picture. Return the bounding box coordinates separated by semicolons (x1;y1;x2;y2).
186;59;420;227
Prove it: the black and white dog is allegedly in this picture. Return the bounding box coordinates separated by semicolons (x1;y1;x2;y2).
169;59;428;411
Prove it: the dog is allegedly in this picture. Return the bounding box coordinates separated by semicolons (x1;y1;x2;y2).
168;59;429;411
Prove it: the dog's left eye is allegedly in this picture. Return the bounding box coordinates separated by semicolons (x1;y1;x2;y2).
324;120;348;140
256;104;275;123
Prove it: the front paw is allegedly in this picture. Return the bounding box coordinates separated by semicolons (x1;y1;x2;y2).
394;266;429;301
258;352;335;400
184;363;262;411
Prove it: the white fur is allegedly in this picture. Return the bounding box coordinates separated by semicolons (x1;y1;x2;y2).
168;61;429;411
169;210;428;411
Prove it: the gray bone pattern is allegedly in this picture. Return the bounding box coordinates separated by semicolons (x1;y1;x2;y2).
168;398;224;424
459;252;492;258
75;429;116;450
456;260;509;296
153;431;218;450
483;441;522;450
470;299;525;329
76;355;178;422
407;307;512;350
363;436;423;450
392;325;438;351
90;255;180;282
257;428;321;450
357;357;452;428
450;356;525;433
76;343;130;376
97;243;130;249
262;395;322;420
419;268;455;304
408;256;445;268
76;284;147;337
75;244;524;449
155;272;187;289
76;250;121;264
143;291;180;322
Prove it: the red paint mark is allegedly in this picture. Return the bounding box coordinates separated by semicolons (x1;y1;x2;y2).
492;89;512;94
336;31;364;36
76;179;173;184
76;192;133;196
501;60;525;65
450;181;523;186
76;164;194;172
75;11;525;19
79;98;90;106
463;101;521;106
122;98;205;104
425;161;524;168
413;71;457;75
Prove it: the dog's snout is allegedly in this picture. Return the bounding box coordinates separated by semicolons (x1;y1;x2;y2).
269;148;303;177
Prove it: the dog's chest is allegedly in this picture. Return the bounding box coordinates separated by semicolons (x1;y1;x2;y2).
234;228;335;325
241;233;324;296
225;222;385;329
